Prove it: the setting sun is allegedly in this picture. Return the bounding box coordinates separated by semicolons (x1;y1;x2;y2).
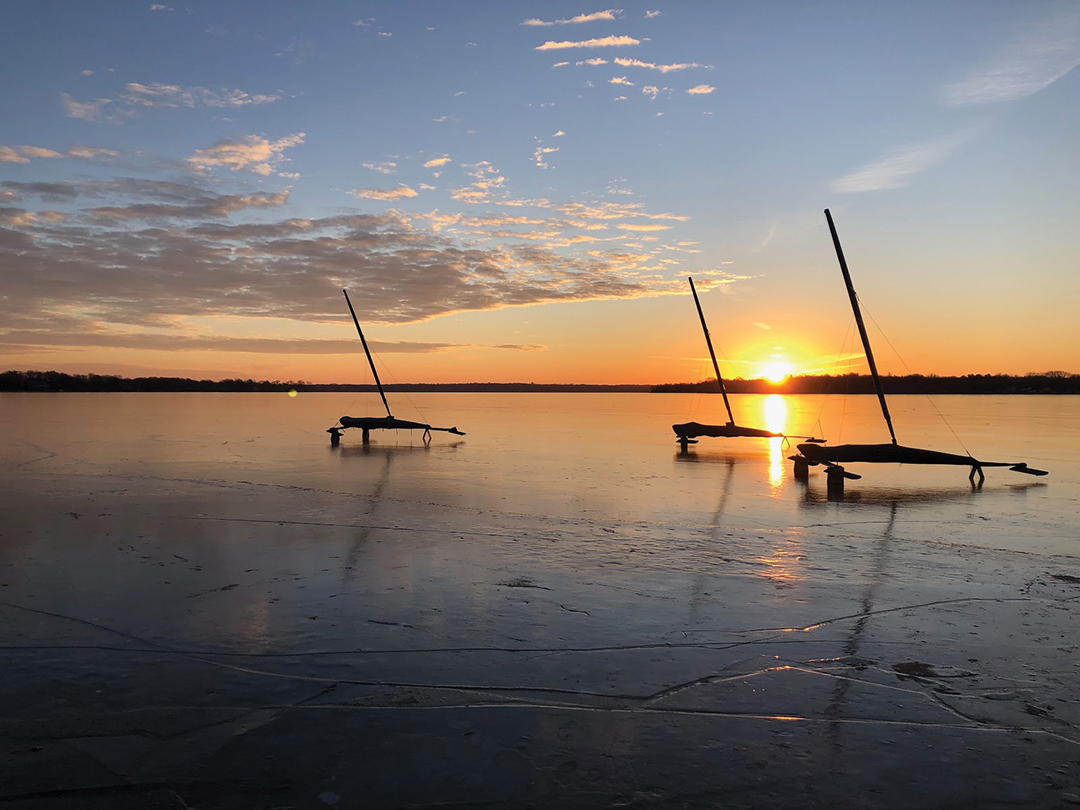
761;362;792;383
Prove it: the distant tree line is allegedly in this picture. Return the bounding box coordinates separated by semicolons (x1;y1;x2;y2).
0;370;313;392
0;370;648;393
2;369;1077;394
652;371;1080;395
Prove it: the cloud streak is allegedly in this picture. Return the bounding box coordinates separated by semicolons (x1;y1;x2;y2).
122;82;281;108
362;161;397;174
613;57;708;73
523;9;622;27
61;83;280;123
535;35;640;51
1;144;117;163
0;331;544;355
942;7;1080;106
830;133;967;193
350;185;419;200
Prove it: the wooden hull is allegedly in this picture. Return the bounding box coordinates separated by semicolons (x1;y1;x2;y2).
674;421;782;440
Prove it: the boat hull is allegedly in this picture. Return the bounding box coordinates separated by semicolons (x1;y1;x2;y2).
340;416;433;432
799;442;985;467
339;416;465;435
674;421;782;440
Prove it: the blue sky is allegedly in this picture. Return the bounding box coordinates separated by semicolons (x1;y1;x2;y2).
2;1;1078;383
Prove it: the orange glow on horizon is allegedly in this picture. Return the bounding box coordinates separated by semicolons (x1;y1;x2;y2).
760;362;793;383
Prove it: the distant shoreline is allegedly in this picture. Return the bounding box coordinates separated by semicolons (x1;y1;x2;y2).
3;370;1078;394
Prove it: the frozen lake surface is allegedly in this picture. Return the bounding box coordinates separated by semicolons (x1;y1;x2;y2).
2;392;1078;808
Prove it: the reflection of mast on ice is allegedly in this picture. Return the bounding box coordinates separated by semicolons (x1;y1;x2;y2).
824;501;895;749
341;447;394;583
687;458;737;627
328;289;465;446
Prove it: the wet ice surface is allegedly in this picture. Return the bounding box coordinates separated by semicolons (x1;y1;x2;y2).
1;393;1078;809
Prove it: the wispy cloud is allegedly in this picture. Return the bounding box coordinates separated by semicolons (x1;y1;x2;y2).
350;185;419;201
680;270;751;291
2;179;291;222
88;191;289;220
0;208;41;227
576;57;609;66
187;133;305;176
0;144;117;163
62;84;279;122
534;146;559;169
831;133;967;193
557;201;686;222
423;156;452;168
0;147;56;163
536;35;640;51
462;161;505;184
661;241;701;254
275;37;313;65
760;223;777;249
942;7;1080;106
123;82;280;108
617;223;672;231
362;161;397;174
613;56;708;73
686;84;715;95
0;333;545;355
60;92;114;121
149;3;172;10
609;76;634;86
523;9;622;27
645;10;661;18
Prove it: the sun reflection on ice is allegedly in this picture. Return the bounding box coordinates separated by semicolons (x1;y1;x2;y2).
765;394;787;493
758;548;803;583
759;394;805;584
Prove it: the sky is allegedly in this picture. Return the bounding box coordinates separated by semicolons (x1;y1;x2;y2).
1;1;1078;385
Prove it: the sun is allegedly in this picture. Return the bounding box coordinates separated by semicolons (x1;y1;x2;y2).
761;362;792;384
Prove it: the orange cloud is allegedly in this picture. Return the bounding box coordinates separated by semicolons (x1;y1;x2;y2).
536;35;640;51
350;185;419;201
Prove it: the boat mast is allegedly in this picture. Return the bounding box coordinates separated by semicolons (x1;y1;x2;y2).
824;210;897;445
342;289;392;418
688;277;736;425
